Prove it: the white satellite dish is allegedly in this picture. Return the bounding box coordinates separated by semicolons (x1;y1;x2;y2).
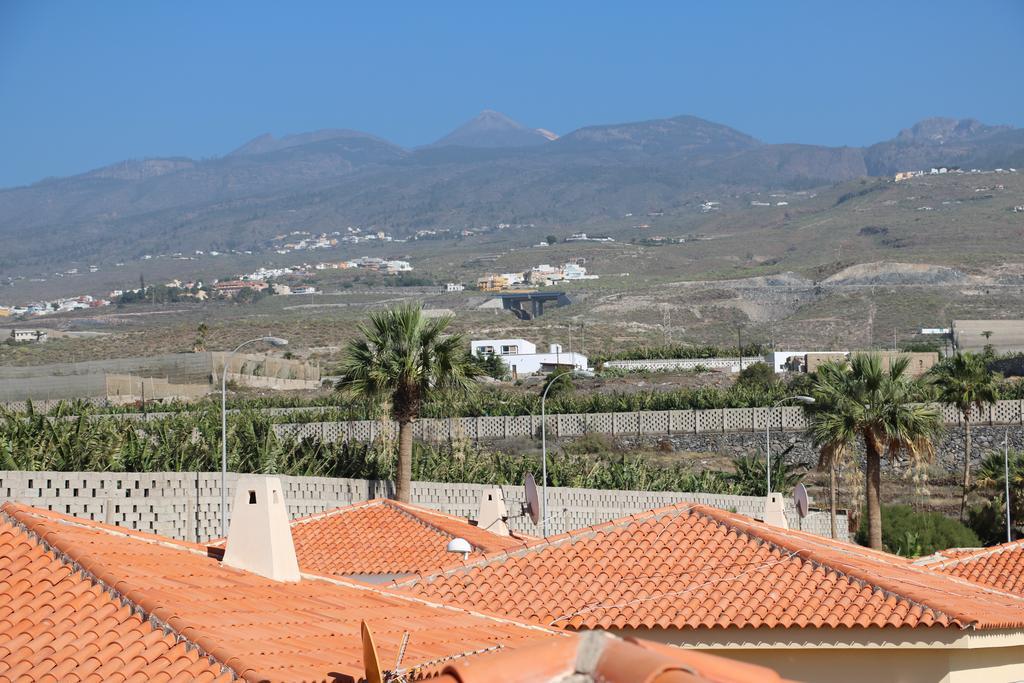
523;472;541;526
794;483;810;519
446;537;472;558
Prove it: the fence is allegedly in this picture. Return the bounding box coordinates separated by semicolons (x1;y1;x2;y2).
270;400;1024;444
0;470;847;543
604;357;743;371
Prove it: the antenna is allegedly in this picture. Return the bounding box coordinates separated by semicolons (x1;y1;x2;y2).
361;621;384;683
523;472;541;525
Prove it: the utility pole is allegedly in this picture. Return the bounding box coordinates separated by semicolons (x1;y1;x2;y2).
737;325;744;371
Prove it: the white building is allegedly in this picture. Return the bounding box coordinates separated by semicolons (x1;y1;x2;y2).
444;283;465;292
470;338;589;377
10;329;48;343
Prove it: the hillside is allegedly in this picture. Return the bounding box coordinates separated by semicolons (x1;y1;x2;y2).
1;113;1023;273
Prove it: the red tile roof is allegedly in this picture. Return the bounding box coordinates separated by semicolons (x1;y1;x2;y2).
1;502;551;682
286;499;535;577
916;540;1024;595
0;510;231;683
1;501;794;682
394;502;1024;632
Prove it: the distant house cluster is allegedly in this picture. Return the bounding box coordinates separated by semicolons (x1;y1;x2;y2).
895;167;1018;182
316;256;412;274
477;261;597;292
1;294;110;318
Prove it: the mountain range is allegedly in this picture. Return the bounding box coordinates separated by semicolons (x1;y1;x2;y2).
2;111;1023;271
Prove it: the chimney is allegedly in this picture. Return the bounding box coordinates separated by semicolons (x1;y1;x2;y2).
762;492;789;529
221;475;301;582
477;487;510;536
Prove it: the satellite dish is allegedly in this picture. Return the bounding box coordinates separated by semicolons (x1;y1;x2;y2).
446;537;472;558
523;472;541;525
361;620;384;683
794;483;809;519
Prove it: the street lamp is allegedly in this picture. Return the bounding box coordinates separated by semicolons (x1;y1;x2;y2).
540;369;584;537
220;336;288;536
1005;428;1013;544
766;395;815;494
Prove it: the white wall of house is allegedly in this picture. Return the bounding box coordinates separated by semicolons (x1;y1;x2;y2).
471;339;537;357
470;339;588;376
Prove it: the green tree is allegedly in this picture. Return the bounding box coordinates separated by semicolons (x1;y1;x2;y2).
930;352;1000;520
334;305;481;502
735;361;778;391
193;322;209;353
545;234;558;245
810;354;941;550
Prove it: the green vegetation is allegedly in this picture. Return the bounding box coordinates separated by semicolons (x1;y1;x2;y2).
734;361;778;391
334;305;481;502
593;343;768;365
725;451;805;497
855;504;981;557
0;403;744;495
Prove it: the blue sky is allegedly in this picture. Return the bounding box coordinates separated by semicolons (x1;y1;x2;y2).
1;1;1022;187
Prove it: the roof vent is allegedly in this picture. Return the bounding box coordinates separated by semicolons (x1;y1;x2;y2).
762;492;789;529
221;475;301;582
477;487;510;537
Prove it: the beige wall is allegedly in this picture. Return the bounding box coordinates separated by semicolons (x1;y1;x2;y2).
804;351;939;377
877;351;939;377
613;628;1024;683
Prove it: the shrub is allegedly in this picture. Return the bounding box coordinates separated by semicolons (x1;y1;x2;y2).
735;362;778;390
855;505;981;557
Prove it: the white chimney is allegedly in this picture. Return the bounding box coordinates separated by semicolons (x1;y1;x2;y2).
762;492;789;529
477;487;510;537
222;475;301;582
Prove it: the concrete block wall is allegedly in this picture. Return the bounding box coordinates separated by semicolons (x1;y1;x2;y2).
0;470;848;544
270;401;1024;446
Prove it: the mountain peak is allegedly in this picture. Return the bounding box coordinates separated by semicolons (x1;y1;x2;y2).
896;117;1011;145
433;110;555;148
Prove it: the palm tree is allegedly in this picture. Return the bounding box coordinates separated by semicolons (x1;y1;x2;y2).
810;354;941;550
931;352;999;521
808;364;859;539
335;305;481;502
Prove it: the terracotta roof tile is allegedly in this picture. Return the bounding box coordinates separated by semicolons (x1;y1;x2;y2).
0;510;231;683
394;502;1024;632
1;502;557;682
284;498;536;577
916;540;1024;595
1;500;800;682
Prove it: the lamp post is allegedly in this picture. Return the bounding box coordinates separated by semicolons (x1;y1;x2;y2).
540;370;580;537
1005;428;1013;544
220;336;288;537
766;395;815;494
